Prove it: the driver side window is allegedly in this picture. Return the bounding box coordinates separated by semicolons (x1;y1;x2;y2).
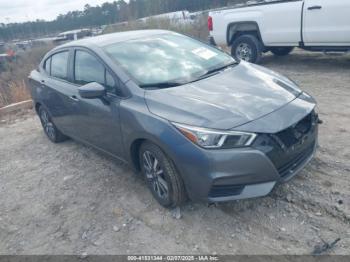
74;50;116;94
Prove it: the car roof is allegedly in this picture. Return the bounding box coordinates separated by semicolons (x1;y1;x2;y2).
58;29;173;49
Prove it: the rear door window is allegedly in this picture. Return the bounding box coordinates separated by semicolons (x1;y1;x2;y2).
51;51;69;80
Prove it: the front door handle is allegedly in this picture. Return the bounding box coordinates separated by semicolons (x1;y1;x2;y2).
70;95;80;102
308;5;322;10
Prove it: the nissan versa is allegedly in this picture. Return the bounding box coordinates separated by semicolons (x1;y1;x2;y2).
29;30;320;207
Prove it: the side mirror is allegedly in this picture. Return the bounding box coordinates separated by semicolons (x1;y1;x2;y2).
78;82;106;99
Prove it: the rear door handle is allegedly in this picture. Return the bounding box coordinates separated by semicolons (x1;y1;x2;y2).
308;5;322;10
70;95;80;102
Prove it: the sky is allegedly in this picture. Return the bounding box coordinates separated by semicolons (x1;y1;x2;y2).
0;0;120;24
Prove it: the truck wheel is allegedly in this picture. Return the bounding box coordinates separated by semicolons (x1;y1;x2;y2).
270;47;294;56
139;142;187;208
231;35;262;63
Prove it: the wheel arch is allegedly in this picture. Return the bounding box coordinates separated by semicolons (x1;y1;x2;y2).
129;138;147;172
226;21;264;46
128;135;174;172
128;135;186;183
128;136;189;206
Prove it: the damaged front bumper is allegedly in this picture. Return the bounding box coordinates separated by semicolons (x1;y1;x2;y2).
176;110;319;203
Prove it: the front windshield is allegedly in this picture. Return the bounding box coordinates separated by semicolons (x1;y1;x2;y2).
103;33;235;87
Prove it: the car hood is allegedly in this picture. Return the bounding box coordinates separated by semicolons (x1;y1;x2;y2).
145;61;302;130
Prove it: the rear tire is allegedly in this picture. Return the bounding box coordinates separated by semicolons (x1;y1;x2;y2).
231;34;263;64
139;142;187;208
38;106;68;143
270;47;294;56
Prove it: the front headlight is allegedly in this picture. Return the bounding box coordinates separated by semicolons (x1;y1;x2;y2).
172;122;256;149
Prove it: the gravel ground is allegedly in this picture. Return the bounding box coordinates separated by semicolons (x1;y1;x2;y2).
0;50;349;255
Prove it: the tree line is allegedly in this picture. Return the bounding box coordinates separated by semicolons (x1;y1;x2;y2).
0;0;280;41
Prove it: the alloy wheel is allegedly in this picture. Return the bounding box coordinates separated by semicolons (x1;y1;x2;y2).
40;110;56;140
142;150;169;200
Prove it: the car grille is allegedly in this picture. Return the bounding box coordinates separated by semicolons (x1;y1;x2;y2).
270;112;314;149
252;110;318;178
277;141;315;178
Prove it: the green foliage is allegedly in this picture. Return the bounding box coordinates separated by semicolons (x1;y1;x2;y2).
0;0;251;41
104;15;209;41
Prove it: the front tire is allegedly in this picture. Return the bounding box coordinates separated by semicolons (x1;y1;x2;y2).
38;106;68;143
231;34;262;63
139;142;187;208
270;47;294;56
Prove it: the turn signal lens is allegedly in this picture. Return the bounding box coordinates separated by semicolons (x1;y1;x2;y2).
177;126;198;144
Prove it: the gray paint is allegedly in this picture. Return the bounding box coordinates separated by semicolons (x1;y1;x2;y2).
145;61;305;131
29;30;318;203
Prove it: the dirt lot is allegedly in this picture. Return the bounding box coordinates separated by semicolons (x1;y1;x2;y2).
0;50;349;255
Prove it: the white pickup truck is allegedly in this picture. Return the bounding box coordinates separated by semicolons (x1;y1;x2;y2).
208;0;350;63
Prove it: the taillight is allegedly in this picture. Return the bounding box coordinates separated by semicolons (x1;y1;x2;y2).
208;16;213;31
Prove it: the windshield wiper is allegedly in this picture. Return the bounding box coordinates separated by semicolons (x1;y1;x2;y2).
139;62;238;89
139;81;184;89
193;62;238;82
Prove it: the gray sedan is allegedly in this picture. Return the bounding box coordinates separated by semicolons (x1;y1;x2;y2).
29;30;319;207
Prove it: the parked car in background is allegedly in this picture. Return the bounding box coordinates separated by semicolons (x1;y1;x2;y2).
55;29;92;42
208;0;350;63
0;46;16;65
29;30;320;207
